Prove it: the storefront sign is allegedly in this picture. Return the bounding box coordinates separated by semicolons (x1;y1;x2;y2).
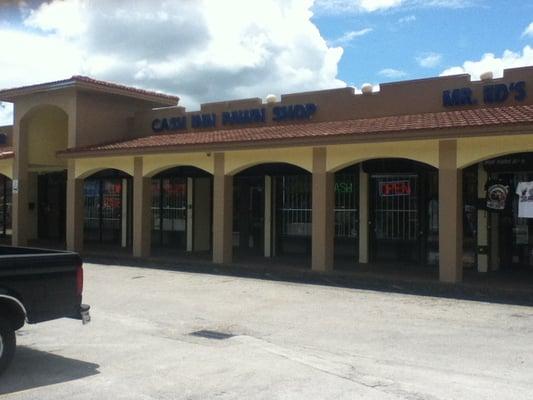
222;108;266;125
483;153;533;172
335;182;353;194
379;180;411;196
442;81;526;107
151;103;318;133
191;113;216;129
272;103;317;121
152;117;187;132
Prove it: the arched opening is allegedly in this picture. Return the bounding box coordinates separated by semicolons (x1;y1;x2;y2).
463;152;533;286
83;169;132;251
334;158;438;271
20;105;69;248
151;166;213;257
0;174;12;242
233;163;311;267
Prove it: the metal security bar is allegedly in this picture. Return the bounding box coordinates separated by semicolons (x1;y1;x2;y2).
372;175;418;241
0;176;11;236
83;180;100;242
278;175;311;236
83;179;123;244
151;177;187;247
101;180;122;243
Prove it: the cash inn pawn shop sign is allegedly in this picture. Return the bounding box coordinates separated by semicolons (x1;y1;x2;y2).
151;103;318;133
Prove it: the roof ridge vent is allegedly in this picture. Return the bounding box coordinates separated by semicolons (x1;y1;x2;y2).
361;83;373;95
480;71;494;81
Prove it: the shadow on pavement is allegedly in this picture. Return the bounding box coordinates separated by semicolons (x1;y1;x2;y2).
0;346;100;395
84;255;533;307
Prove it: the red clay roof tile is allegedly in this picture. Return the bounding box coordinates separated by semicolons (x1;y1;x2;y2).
0;147;14;159
0;76;179;104
61;104;533;157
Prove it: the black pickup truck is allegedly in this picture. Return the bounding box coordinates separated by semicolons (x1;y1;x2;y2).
0;246;90;374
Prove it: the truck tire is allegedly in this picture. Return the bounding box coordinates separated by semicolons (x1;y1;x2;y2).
0;317;16;375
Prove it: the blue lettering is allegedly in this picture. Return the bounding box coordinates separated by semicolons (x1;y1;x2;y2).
483;85;495;103
305;103;317;117
222;112;231;125
152;118;163;132
169;117;186;130
191;115;202;128
484;83;513;104
510;81;527;101
201;113;216;128
272;104;318;122
494;84;509;103
443;88;475;107
222;108;266;125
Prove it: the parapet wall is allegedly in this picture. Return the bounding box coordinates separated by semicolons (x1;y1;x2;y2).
131;66;533;139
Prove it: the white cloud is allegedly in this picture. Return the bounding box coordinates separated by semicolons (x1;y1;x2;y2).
398;14;416;23
378;68;407;79
314;0;474;14
314;0;403;13
0;103;13;126
329;28;373;45
416;52;442;68
0;0;346;125
24;0;86;38
440;46;533;80
522;22;533;38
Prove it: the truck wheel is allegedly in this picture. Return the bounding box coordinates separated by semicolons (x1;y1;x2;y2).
0;317;16;375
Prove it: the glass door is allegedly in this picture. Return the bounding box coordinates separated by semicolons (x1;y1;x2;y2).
233;176;264;256
370;174;420;264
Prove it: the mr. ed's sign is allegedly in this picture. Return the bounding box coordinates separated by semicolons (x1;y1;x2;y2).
442;81;526;107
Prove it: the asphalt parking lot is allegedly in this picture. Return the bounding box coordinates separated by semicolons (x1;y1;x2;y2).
1;262;532;399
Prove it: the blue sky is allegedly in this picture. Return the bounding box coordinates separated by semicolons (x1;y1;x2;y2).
0;0;533;125
313;0;533;86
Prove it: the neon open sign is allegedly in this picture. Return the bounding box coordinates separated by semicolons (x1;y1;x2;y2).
379;180;412;196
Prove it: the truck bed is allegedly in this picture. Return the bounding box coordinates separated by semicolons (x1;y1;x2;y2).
0;246;83;324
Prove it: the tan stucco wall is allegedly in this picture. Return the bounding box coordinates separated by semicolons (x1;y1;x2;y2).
327;140;439;172
143;153;214;176
75;156;134;178
75;91;155;148
26;106;68;168
0;159;13;179
225;147;313;175
457;133;533;168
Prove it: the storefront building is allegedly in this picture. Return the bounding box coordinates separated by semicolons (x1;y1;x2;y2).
1;68;533;284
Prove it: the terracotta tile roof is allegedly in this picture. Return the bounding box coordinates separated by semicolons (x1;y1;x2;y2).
0;76;179;105
61;104;533;157
0;147;14;159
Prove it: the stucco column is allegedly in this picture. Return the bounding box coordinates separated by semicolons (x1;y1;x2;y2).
212;153;233;264
133;157;151;258
311;147;334;272
12;119;28;246
477;163;488;272
66;160;84;252
358;167;369;264
438;140;463;283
